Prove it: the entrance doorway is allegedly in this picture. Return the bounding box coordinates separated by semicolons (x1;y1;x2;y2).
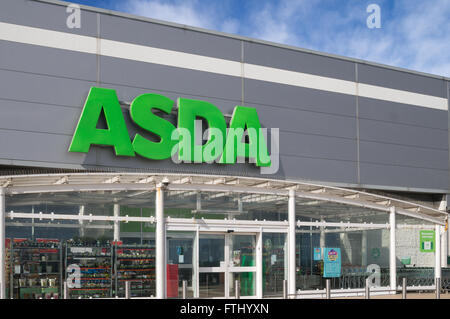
198;233;257;298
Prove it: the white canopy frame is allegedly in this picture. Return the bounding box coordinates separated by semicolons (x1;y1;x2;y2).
0;172;448;299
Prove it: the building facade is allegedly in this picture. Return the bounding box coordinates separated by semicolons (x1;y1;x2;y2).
0;0;449;299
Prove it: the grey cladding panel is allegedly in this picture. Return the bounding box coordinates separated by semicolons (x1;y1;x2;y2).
0;129;92;166
279;155;357;185
359;119;448;150
358;63;446;98
0;100;80;136
358;97;448;130
249;103;357;139
0;41;97;81
0;0;98;37
360;162;448;190
244;79;356;117
100;57;241;102
360;141;448;171
244;42;355;82
279;131;356;162
0;69;95;108
100;15;242;62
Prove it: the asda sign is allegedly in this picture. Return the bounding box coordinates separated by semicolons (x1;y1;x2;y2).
69;87;278;171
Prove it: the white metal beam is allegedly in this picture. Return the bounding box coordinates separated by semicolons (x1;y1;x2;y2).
288;189;296;298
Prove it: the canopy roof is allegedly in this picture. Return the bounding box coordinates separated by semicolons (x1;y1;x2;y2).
0;172;447;225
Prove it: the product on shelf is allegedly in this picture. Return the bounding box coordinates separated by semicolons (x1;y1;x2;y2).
65;238;113;299
114;244;155;298
11;239;62;299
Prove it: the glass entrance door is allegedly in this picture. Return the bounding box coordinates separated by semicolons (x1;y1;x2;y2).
198;233;257;298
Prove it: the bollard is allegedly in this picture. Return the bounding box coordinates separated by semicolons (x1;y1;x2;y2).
436;278;441;300
325;279;331;299
125;281;131;299
182;280;187;299
235;280;240;299
365;278;370;299
402;278;407;299
283;280;288;299
63;281;68;299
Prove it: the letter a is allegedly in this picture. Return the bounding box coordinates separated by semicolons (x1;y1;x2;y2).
69;87;135;156
366;4;381;29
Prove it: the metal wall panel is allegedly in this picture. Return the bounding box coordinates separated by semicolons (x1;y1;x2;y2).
244;42;355;82
358;97;448;130
360;141;448;171
0;0;448;193
0;0;98;37
0;69;94;108
360;162;448;191
359;118;448;150
100;14;242;62
358;63;447;98
244;79;357;117
100;56;242;102
0;40;97;82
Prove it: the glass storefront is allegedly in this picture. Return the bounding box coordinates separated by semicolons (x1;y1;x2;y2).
0;178;447;299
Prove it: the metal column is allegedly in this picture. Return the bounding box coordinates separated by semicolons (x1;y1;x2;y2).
113;203;120;242
320;218;325;252
435;225;442;285
156;184;166;299
288;190;296;298
441;226;447;268
79;205;85;238
362;230;368;267
256;230;263;298
389;207;396;292
0;187;5;299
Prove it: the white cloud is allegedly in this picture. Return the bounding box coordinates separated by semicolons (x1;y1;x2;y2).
118;0;215;29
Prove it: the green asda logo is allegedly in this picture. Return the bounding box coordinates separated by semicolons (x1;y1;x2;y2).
69;87;274;168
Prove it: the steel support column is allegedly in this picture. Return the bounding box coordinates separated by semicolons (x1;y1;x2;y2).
362;230;368;267
435;225;442;281
156;184;166;299
288;190;296;298
113;203;120;241
389;207;396;292
256;230;263;298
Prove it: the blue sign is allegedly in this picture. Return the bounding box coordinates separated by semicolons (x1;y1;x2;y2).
313;248;322;261
323;248;341;278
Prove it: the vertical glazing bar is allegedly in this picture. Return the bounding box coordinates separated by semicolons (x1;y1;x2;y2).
0;187;5;300
389;207;396;292
156;184;166;299
288;190;296;298
235;280;240;299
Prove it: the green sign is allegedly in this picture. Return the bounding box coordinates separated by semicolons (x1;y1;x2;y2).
371;248;380;259
419;230;435;253
69;87;271;167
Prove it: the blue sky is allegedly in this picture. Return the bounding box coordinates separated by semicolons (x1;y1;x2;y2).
70;0;450;77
